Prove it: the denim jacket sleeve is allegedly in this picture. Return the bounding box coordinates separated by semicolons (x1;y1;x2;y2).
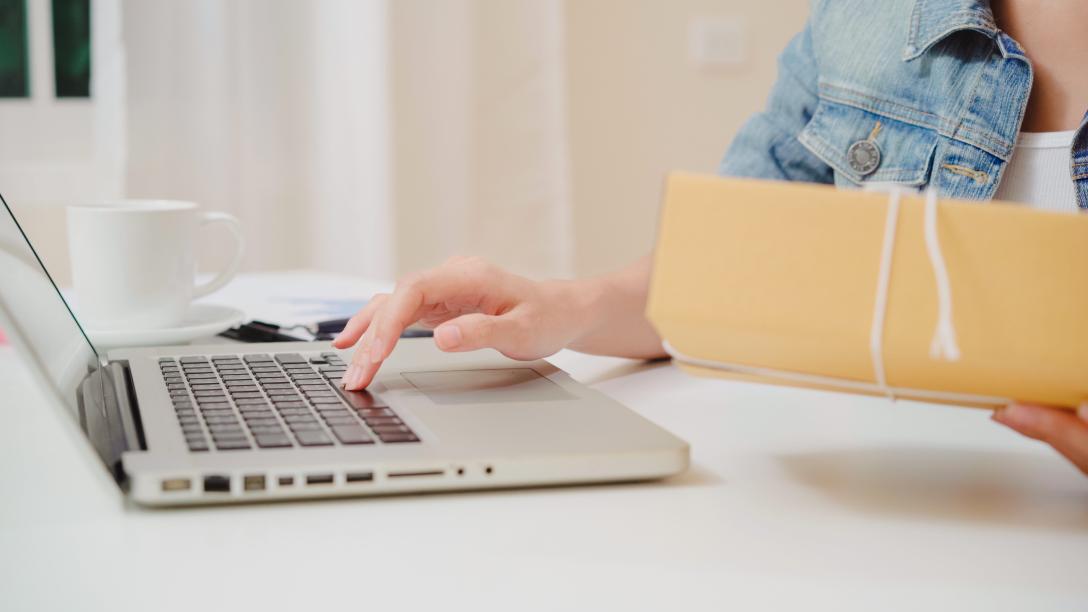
718;19;833;184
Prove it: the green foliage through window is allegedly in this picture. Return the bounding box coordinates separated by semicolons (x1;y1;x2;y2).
0;0;29;97
52;0;90;98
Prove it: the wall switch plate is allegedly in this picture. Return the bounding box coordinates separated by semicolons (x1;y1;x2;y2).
688;16;747;70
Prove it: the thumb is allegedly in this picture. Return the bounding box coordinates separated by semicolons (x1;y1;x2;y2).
433;312;530;357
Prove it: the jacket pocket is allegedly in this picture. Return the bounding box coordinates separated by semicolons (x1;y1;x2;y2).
798;96;938;188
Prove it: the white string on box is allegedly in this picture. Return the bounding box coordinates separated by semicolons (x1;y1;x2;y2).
662;186;1008;406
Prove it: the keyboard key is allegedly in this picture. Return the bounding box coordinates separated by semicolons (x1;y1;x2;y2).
335;388;385;410
288;422;323;432
331;426;373;445
196;395;229;403
216;439;251;451
316;407;351;417
180;356;208;364
378;433;419;443
231;392;264;400
206;415;240;425
298;384;330;392
235;399;270;407
284;415;318;424
310;397;344;405
356;408;395;418
246;417;281;427
244;354;273;362
183;367;213;374
187;440;210;452
324;415;360;426
364;416;403;427
294;430;333;446
275;353;305;363
371;424;412;435
255;434;293;448
271;400;307;409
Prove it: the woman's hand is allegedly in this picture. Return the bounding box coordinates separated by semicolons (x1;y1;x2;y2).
992;403;1088;476
332;257;594;390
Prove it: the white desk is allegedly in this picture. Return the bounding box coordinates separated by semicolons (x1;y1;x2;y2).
2;271;1085;611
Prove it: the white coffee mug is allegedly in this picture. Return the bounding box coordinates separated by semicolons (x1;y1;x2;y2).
67;200;245;330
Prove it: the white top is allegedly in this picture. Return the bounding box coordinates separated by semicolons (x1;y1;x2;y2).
993;130;1079;212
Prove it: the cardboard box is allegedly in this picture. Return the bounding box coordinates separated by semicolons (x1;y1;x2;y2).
647;174;1088;408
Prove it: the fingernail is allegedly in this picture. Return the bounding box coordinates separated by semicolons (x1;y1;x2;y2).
435;325;462;350
341;364;361;389
1000;403;1032;428
1078;403;1088;422
369;337;384;363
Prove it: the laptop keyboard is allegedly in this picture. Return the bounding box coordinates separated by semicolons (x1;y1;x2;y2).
159;352;420;452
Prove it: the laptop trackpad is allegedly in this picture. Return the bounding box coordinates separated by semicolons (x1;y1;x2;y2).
402;369;574;405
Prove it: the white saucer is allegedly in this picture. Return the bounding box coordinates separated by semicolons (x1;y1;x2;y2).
86;304;246;349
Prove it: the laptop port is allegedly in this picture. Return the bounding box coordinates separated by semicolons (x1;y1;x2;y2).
243;475;266;491
306;474;334;486
345;471;374;484
387;469;444;479
161;478;191;492
203;475;231;493
277;476;295;487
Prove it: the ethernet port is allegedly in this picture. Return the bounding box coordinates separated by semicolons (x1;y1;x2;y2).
203;475;231;493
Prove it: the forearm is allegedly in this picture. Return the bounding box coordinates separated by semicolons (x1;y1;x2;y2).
564;255;666;360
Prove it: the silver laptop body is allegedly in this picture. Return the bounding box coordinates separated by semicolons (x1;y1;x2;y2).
0;193;688;506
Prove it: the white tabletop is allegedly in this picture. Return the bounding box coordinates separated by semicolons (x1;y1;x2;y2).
1;271;1085;611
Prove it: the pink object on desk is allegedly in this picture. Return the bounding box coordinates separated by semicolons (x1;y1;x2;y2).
0;328;6;345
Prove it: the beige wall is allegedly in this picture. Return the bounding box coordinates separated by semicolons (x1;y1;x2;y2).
565;0;809;276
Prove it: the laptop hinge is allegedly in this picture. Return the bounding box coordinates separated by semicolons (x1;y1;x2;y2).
77;362;146;485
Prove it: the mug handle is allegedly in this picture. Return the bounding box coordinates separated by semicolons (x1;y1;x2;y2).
193;211;245;299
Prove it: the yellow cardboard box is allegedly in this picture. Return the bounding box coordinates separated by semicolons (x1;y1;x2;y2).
647;173;1088;409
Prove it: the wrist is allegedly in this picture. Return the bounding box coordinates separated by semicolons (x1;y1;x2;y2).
548;277;609;347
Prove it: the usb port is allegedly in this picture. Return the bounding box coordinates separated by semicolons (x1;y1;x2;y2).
161;478;191;492
203;475;231;493
345;471;374;483
243;475;266;491
306;474;334;486
277;476;295;487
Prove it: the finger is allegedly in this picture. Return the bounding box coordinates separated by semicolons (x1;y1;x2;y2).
434;312;533;358
341;327;378;390
369;264;498;364
994;403;1088;475
332;294;388;348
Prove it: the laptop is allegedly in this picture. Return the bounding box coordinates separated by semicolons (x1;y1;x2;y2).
0;193;688;506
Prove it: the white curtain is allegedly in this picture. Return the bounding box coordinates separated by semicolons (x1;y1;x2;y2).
121;0;571;282
122;0;391;279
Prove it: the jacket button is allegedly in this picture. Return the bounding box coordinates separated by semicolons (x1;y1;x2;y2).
847;139;881;176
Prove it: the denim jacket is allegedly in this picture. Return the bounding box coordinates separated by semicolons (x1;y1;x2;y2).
720;0;1088;209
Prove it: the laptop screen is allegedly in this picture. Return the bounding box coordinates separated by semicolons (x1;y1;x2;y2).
0;192;102;418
